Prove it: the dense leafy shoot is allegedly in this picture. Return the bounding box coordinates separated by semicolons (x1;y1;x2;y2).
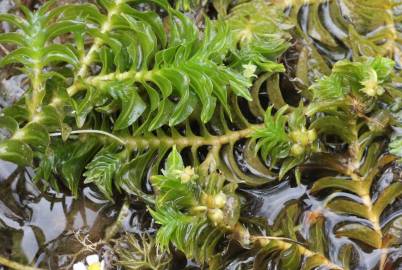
0;0;401;269
149;148;240;263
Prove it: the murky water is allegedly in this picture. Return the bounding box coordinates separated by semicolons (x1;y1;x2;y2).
0;161;121;269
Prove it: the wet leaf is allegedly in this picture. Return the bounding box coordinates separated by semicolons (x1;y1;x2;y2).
0;139;32;166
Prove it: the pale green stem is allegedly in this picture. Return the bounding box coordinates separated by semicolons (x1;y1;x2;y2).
76;0;126;78
49;130;126;145
105;200;130;241
67;69;151;96
49;125;262;149
0;256;44;270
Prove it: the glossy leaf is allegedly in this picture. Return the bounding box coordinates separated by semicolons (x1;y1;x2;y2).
0;139;33;166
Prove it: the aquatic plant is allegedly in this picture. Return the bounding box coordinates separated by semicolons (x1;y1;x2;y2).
0;0;401;269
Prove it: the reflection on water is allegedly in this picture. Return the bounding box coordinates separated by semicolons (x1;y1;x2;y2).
0;160;120;269
240;163;402;270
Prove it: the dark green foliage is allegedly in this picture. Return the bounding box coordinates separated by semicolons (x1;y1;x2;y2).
115;233;172;270
226;0;291;73
83;148;124;200
149;147;240;263
0;0;401;269
252;104;317;179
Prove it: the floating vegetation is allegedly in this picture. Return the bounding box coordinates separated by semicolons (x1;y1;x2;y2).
0;0;401;269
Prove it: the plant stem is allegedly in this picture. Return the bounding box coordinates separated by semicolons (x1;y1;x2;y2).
0;256;45;270
75;0;125;78
347;120;386;270
105;200;130;241
125;125;262;149
49;130;126;145
67;69;151;96
50;125;263;149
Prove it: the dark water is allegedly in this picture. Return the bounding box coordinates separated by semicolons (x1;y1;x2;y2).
0;161;122;269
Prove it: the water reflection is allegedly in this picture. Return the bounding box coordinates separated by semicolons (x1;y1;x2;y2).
0;160;117;269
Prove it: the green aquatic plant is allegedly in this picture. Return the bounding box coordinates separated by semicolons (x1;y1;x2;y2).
148;148;345;269
0;0;401;269
0;0;279;196
115;233;172;270
252;104;317;180
250;55;401;269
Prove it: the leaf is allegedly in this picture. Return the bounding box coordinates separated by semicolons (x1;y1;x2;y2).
311;115;355;143
0;33;27;46
327;199;369;219
310;177;363;195
373;182;402;217
0;140;33;166
335;224;382;248
163;146;184;175
0;116;19;137
310;74;346;101
279;157;303;180
61;139;100;196
106;83;146;130
389;135;402;161
43;44;80;68
149;207;222;262
0;14;27;30
279;245;301;270
84;150;122;200
14;123;49;151
44;20;85;42
71;88;97;128
0;47;33;67
115;233;171;270
252;105;290;163
368;57;395;81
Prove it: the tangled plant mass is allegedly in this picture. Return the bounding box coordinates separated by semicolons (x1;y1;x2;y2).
0;0;401;269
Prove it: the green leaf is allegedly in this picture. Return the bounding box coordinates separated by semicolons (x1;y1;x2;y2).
61;139;100;196
368;57;394;81
389;135;402;161
0;14;27;30
279;157;303;180
147;99;175;131
0;139;33;166
0;33;27;47
0;47;33;67
327;199;369;219
373;182;402;217
310;74;346;101
106;83;146;130
279;245;301;270
252;105;290;163
43;44;80;68
44;20;85;42
0;116;19;137
163;146;184;175
311;177;363;195
15;123;49;151
84;150;122;200
311;115;355;143
336;224;382;248
71;88;97;128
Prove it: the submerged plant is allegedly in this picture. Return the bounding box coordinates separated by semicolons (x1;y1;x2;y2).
0;0;401;269
115;233;171;270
